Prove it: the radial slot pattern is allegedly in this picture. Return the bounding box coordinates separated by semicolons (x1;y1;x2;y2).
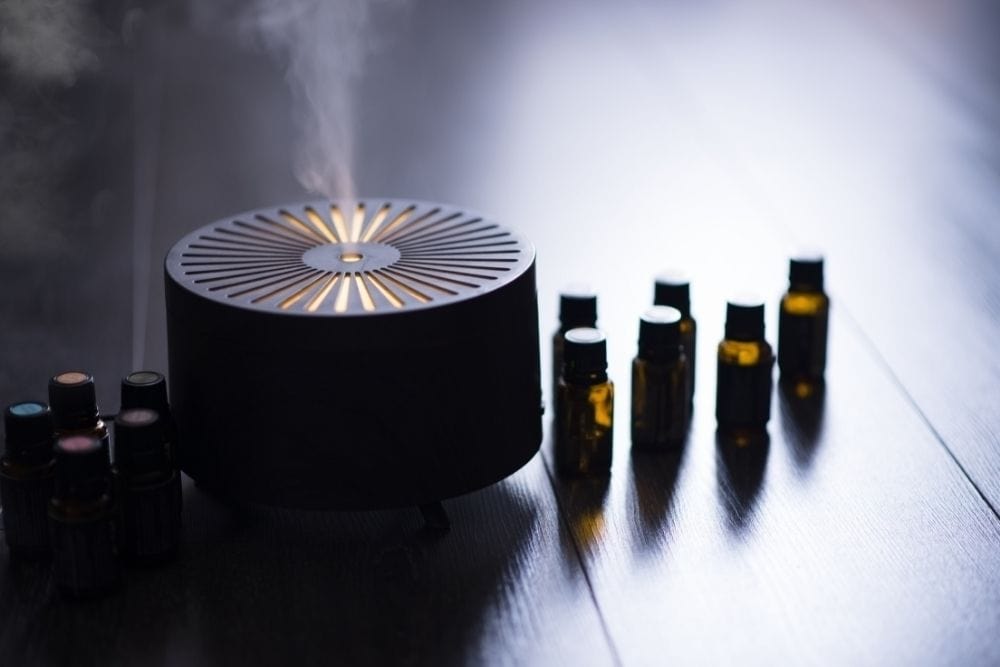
167;199;531;315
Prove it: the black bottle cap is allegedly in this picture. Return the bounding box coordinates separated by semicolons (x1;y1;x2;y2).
559;286;598;330
115;408;167;475
563;327;608;381
54;435;109;500
638;306;683;361
121;371;169;413
725;296;766;341
4;401;55;461
653;271;691;317
48;371;99;430
789;253;824;291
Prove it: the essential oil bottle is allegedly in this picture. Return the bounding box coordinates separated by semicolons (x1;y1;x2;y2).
121;371;177;470
1;402;57;559
555;327;614;477
552;287;598;404
654;271;697;406
778;255;829;394
48;372;110;462
631;306;690;450
115;409;182;562
49;435;119;597
716;297;775;438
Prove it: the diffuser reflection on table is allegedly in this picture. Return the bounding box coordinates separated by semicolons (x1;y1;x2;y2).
165;199;542;512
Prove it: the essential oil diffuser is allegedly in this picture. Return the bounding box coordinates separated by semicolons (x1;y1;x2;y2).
164;199;542;511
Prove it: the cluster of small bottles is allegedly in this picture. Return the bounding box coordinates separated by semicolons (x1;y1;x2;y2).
0;371;181;598
553;256;829;476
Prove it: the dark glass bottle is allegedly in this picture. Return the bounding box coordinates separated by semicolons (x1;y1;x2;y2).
115;409;182;562
555;327;614;477
49;435;119;597
121;371;178;470
48;372;110;462
552;287;598;405
631;307;690;450
654;271;697;407
1;402;56;559
778;255;829;396
716;298;774;439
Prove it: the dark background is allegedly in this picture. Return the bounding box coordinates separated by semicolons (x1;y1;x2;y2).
2;0;999;664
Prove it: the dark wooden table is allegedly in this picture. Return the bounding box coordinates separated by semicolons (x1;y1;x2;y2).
2;0;999;664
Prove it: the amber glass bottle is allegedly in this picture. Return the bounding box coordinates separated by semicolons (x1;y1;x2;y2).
121;371;177;470
49;435;119;597
654;271;696;407
631;306;690;450
552;287;598;405
555;327;614;477
716;298;774;438
115;409;182;562
48;372;110;461
778;255;829;395
1;402;56;559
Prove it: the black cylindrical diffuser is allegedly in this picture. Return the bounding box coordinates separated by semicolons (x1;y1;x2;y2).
165;199;542;510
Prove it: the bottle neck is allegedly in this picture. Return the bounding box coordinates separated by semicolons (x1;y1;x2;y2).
563;368;608;385
638;344;682;364
55;412;102;433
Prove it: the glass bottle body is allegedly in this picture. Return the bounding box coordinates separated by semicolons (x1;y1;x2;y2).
0;457;55;558
778;290;829;390
631;355;689;450
555;378;614;477
551;328;567;406
716;339;774;436
123;470;182;561
679;317;697;405
49;493;120;597
56;420;110;460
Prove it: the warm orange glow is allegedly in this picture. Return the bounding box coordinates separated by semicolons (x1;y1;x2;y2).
306;273;340;312
279;210;324;243
341;252;363;263
794;381;816;399
367;273;405;308
377;270;431;303
783;292;827;316
361;203;392;242
279;273;327;309
304;206;338;243
334;272;352;312
329;205;350;242
351;203;365;242
588;383;614;428
719;340;763;366
355;274;375;311
374;206;419;242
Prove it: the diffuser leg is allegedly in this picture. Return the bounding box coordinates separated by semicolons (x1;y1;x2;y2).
419;502;450;532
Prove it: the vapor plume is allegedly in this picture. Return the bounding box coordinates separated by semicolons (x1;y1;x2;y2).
243;0;402;201
0;0;107;260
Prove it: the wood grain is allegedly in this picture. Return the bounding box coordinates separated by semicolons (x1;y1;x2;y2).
0;458;615;666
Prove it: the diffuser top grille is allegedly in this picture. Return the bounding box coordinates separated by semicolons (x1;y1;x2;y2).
165;199;534;316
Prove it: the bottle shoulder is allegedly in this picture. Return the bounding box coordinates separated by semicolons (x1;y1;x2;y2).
782;290;829;316
718;339;774;366
49;494;113;521
1;457;56;479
